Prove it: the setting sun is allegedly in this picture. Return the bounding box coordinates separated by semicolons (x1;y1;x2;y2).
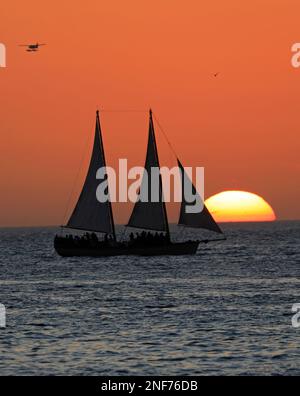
205;191;276;223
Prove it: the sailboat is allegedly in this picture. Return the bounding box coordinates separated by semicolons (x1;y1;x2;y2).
54;110;224;257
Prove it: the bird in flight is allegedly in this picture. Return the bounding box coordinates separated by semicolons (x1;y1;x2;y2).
19;43;46;52
213;72;220;77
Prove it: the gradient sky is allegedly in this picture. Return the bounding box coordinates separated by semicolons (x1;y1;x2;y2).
0;0;299;226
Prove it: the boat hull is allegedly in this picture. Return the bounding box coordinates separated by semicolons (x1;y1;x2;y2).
54;240;199;257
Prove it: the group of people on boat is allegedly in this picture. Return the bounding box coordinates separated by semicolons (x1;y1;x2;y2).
54;232;116;249
128;231;170;247
54;230;171;250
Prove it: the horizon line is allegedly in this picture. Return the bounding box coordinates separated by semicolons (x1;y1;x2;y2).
0;219;299;229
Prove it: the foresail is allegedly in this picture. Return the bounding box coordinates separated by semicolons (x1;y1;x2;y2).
126;110;169;233
67;111;116;237
178;160;223;234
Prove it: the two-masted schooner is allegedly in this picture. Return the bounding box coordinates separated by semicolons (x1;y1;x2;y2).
54;110;224;257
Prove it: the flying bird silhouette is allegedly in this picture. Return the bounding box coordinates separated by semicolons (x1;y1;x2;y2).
213;72;220;77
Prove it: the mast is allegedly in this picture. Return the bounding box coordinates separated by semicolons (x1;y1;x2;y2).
126;109;170;238
149;109;170;240
66;110;116;239
96;110;116;241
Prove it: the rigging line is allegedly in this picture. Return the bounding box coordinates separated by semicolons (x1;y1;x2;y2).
152;112;179;161
61;125;94;226
99;109;148;113
153;112;185;234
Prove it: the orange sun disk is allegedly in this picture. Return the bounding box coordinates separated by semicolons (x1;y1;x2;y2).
205;190;276;222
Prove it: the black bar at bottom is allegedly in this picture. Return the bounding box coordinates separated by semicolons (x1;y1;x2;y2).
0;376;295;394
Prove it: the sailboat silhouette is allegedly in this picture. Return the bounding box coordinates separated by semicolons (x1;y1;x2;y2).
54;110;224;257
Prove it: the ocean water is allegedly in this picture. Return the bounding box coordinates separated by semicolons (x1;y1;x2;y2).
0;221;299;376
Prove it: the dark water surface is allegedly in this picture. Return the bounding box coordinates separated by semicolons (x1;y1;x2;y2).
0;221;299;375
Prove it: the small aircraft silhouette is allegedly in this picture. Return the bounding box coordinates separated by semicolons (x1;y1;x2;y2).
19;43;46;52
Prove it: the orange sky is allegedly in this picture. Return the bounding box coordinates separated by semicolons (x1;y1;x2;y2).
0;0;299;226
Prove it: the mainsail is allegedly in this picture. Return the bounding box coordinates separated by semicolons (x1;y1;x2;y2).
126;110;169;235
66;111;116;238
177;159;223;234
